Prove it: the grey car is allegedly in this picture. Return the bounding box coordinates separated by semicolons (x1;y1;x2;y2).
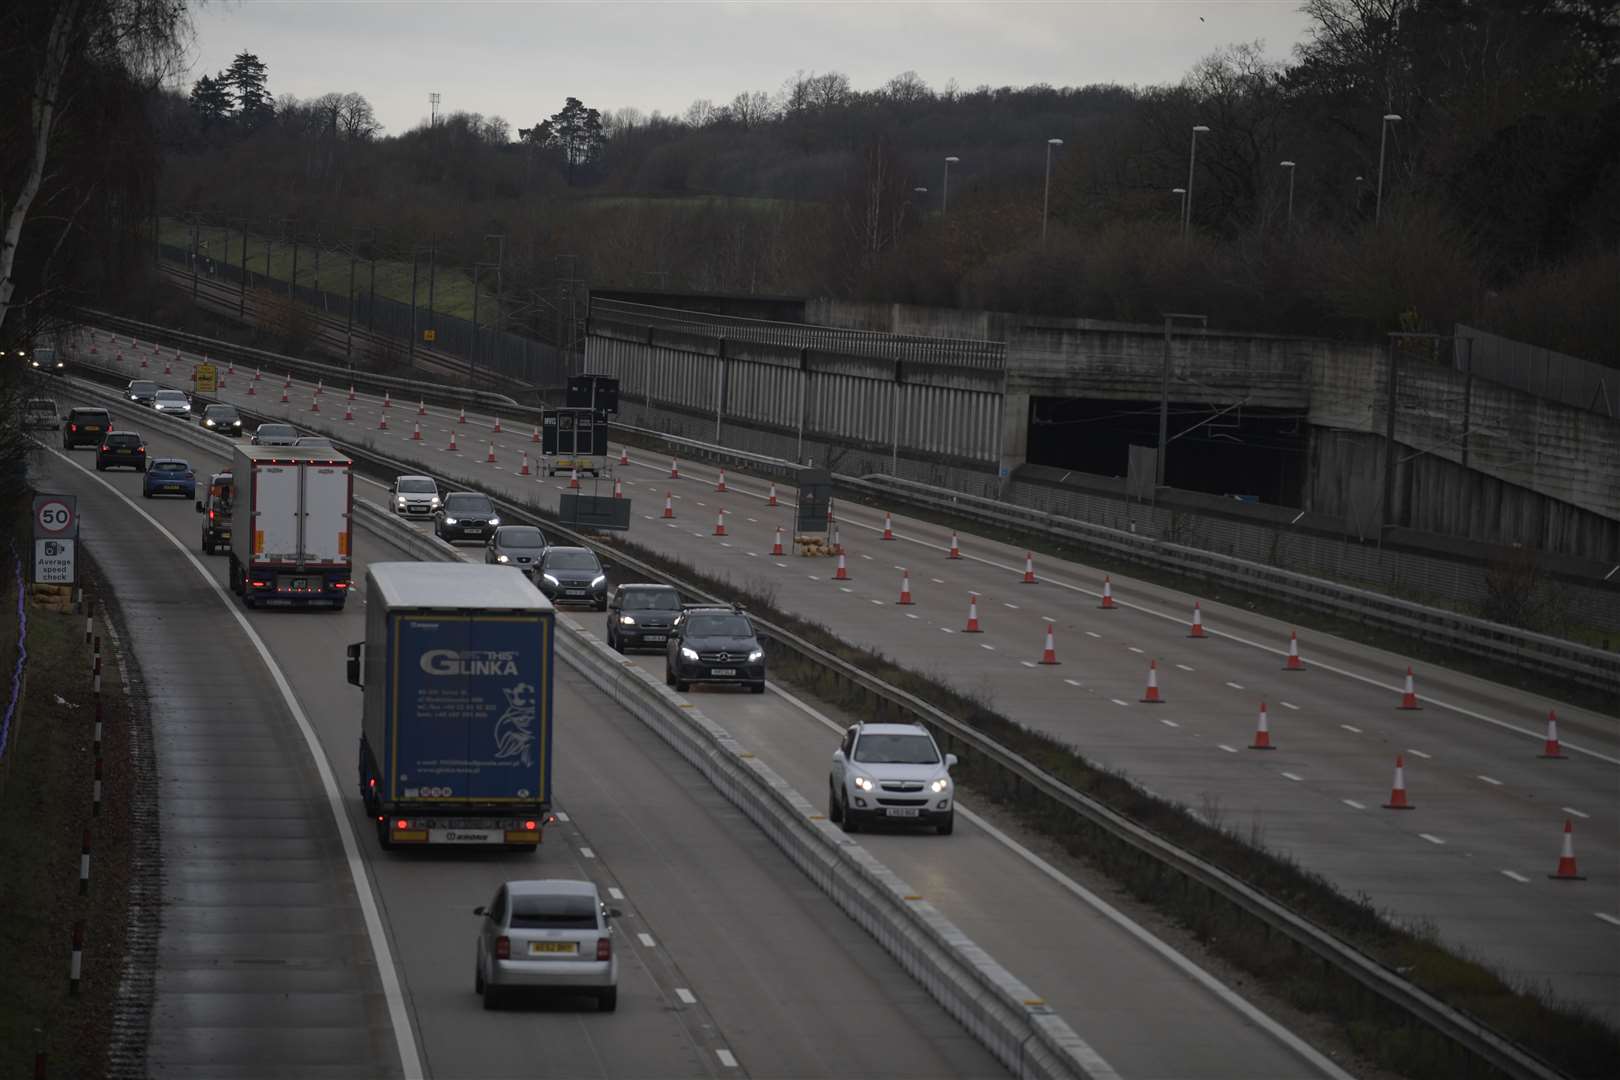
606;583;682;653
200;403;244;435
536;547;608;610
474;879;619;1011
485;525;548;575
294;436;333;448
126;379;159;405
251;422;298;446
152;388;192;416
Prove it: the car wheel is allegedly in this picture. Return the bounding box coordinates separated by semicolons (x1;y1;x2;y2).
136;463;146;473
95;462;105;472
597;987;618;1013
141;488;151;498
330;600;346;612
375;817;394;851
475;963;485;995
663;665;674;686
594;599;608;612
481;984;501;1011
203;540;213;555
750;682;765;695
828;783;843;823
840;793;860;834
674;678;689;692
936;812;955;837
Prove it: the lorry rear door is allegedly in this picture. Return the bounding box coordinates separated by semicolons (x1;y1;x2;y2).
253;462;301;563
301;462;351;565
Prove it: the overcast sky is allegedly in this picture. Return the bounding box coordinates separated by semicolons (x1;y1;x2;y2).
185;1;1316;135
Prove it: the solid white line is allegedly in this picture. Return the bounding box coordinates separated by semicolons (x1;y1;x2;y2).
608;887;624;900
1500;870;1530;883
1340;724;1362;734
1218;744;1238;754
1280;701;1299;710
1477;775;1503;786
1342;799;1365;810
637;932;656;948
1419;833;1446;845
580;846;596;859
716;1049;739;1068
43;445;425;1079
1596;913;1620;928
1562;806;1590;819
1406;748;1432;759
675;987;697;1004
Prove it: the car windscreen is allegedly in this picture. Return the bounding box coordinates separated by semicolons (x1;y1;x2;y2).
155;390;187;401
443;494;492;512
205;406;238;418
258;424;294;436
685;615;751;638
396;478;435;493
544;550;600;572
508;893;599;930
105;434;141;447
151;462;189;473
497;527;545;548
623;590;680;611
72;411;109;422
853;733;940;765
128;382;156;393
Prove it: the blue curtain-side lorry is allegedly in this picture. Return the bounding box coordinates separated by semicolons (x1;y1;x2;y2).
348;562;555;851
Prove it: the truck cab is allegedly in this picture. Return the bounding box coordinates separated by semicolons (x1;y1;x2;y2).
195;471;234;555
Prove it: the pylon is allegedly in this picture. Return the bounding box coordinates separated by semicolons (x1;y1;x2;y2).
716;469;727;493
530;424;540;443
834;552;849;580
347;385;355;401
714;509;727;537
964;593;982;633
458;406;466;424
253;367;262;381
163;359;171;374
670;458;680;479
1021;551;1037;584
418;399;427;416
1140;660;1163;703
1382;755;1414;809
382;391;392;409
1548;819;1585;880
882;512;894;540
446;429;457;450
947;531;961;559
662;491;674;519
767;482;778;507
492;416;502;433
246;381;255;396
619;446;629;466
831;522;843;556
283;374;291;389
897;569;914;605
113;350;122;362
1283;630;1305;670
378;414;389;431
486;443;496;464
1188;601;1206;638
315;379;323;396
227;361;235;375
568;468;580;490
1539;711;1566;759
90;342;98;354
1397;666;1422;710
1099;576;1116;609
612;476;622;497
1039;624;1059;665
771;526;784;556
520;452;531;477
411;422;422;441
343;404;353;422
1250;703;1274;750
139;354;148;368
280;386;289;404
310;395;320;413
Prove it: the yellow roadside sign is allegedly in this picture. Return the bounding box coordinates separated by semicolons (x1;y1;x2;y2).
423;329;437;342
194;362;218;394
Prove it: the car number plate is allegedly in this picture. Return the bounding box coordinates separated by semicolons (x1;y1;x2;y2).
643;634;666;642
529;941;578;955
428;828;497;844
886;807;921;818
117;448;131;454
565;589;587;596
710;667;736;676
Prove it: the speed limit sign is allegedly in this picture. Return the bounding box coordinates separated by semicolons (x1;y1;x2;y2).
33;495;78;538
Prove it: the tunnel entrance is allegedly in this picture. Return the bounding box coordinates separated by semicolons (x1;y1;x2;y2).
1026;396;1307;505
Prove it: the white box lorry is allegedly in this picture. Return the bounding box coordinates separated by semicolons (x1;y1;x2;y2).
227;445;353;610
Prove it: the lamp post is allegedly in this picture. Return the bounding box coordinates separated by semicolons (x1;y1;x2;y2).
1172;187;1187;224
1042;138;1063;248
1279;160;1296;226
943;156;959;213
1376;113;1401;227
1183;125;1210;241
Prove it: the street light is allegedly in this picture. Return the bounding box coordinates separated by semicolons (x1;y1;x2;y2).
1279;160;1296;226
1183;125;1210;241
943;156;959;213
1042;138;1063;248
1172;187;1187;223
1376;113;1401;227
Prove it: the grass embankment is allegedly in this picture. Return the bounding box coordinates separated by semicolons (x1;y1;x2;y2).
0;545;138;1080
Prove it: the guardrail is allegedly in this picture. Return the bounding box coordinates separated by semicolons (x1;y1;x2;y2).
58;371;1576;1080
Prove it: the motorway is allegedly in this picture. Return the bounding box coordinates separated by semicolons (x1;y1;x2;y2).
32;400;1007;1080
104;344;1620;1024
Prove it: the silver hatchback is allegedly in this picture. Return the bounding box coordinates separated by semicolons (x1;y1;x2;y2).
474;879;619;1011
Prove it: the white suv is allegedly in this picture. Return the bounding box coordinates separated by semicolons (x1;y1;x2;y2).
829;722;957;835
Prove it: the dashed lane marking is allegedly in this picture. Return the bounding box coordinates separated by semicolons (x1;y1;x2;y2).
1340;724;1362;734
1021;661;1037;668
580;847;596;859
1281;772;1304;782
717;1049;739;1068
1407;748;1432;759
1342;799;1365;810
607;887;623;900
676;988;697;1004
1477;775;1503;786
1110;698;1129;707
1596;913;1620;928
1225;681;1245;690
1218;744;1238;754
1003;602;1019;609
905;613;918;619
1128;646;1144;654
1175;663;1195;672
979;643;995;651
553;811;570;823
1419;834;1445;845
1501;870;1530;883
1063;678;1082;687
1562;807;1589;819
1280;701;1300;710
1160;719;1179;728
930;577;946;584
637;932;656;948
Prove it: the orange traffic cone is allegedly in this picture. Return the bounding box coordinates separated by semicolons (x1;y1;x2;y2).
670;458;680;479
618;446;629;466
310;395;320;413
446;429;458;450
378;414;389;431
457;406;466;424
343;404;353;421
163;358;172;374
714;510;727;537
1188;601;1207;638
612;476;622;498
382;391;391;409
411;422;421;441
568;468;580;490
1548;819;1585;880
486;443;497;464
662;491;674;519
246;380;254;396
834;552;850;581
279;386;289;404
964;593;982;633
1283;630;1304;671
897;569;914;605
1021;552;1037;584
315;379;323;396
520;452;532;476
947;531;961;559
1140;660;1163;703
530;424;540;443
1250;703;1274;750
1397;666;1422;710
1539;711;1566;759
831;523;843;556
347;385;355;401
253;367;262;381
1039;624;1059;665
418;399;427;416
1099;576;1116;609
882;512;894;541
716;469;727;493
492;415;502;434
771;526;784;556
1383;755;1414;809
767;482;778;507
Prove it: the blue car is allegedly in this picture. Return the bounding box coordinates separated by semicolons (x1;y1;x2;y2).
142;458;196;499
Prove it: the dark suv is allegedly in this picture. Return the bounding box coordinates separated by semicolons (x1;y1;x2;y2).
434;491;500;544
665;605;766;694
96;432;147;471
126;379;159;406
62;408;112;449
535;547;608;610
606;584;682;653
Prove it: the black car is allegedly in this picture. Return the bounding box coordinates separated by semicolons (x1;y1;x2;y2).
196;471;233;555
434;491;500;544
126;379;159;406
200;403;243;435
62;407;112;449
606;584;682;653
484;524;548;574
536;547;608;610
96;431;147;472
665;605;766;694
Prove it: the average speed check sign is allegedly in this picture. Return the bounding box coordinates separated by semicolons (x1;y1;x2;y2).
34;496;77;537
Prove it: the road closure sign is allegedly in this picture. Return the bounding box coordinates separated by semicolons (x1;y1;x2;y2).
32;494;79;585
194;362;218;393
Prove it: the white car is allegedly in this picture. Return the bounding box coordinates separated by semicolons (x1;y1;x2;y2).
389;475;441;516
829;722;957;835
474;879;619;1011
24;397;59;431
152;388;192;415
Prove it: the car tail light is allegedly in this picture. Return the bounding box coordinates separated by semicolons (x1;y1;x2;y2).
523;820;538;831
250;579;268;588
496;936;511;960
368;778;376;790
70;423;78;432
99;444;109;452
395;819;409;830
207;510;215;520
333;580;349;590
596;938;612;961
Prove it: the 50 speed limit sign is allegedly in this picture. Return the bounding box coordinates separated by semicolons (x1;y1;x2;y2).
33;495;78;538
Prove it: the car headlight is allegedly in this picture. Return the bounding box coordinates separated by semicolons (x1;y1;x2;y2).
396;496;407;505
430;496;441;506
442;517;458;525
487;516;500;526
542;573;559;586
747;648;764;662
852;776;874;792
496;554;509;563
680;646;699;661
619;615;637;626
590;574;605;587
205;419;216;426
930;777;950;793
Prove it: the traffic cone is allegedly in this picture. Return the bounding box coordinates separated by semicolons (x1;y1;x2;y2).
771;526;784;556
343;404;354;422
446;429;457;450
253;367;261;381
378;414;389;431
347;385;355;401
716;469;727;493
520;452;531;477
1099;576;1116;609
1250;703;1274;750
418;399;427;416
1039;624;1059;665
280;386;289;404
662;492;674;519
486;442;497;464
831;522;843;556
1021;552;1037;584
947;531;961;559
568;468;580;490
964;593;982;633
1283;630;1305;671
670;458;680;479
619;446;629;466
382;391;392;409
897;569;914;605
226;360;235;375
1140;660;1163;703
1548;819;1585;880
530;424;540;443
310;395;320;413
1397;666;1422;710
315;379;323;396
714;509;727;537
1539;711;1566;759
411;422;421;441
1188;601;1207;638
612;476;621;498
492;415;502;433
163;358;171;374
834;552;850;581
113;350;122;362
1382;755;1414;809
457;406;466;424
767;482;778;507
91;342;99;354
882;512;894;540
139;354;148;368
246;381;254;396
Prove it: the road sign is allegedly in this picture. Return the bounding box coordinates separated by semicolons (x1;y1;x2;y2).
194;362;217;393
423;329;437;342
33;495;77;537
34;538;76;585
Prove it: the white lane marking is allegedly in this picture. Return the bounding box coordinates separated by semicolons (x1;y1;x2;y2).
1281;772;1304;782
1003;601;1018;609
1218;744;1238;754
979;643;995;651
905;613;919;620
940;627;955;634
840;587;853;594
1041;615;1056;623
1085;631;1102;639
1175;663;1195;672
42;444;426;1080
1406;748;1432;759
807;575;821;581
720;542;732;549
1501;870;1530;883
869;599;885;606
1063;678;1083;687
553;811;571;822
929;577;946;584
1340;724;1362;734
746;517;757;524
1160;719;1179;728
1280;701;1299;710
1110;698;1129;707
580;846;596;859
746;552;758;558
774;562;786;568
1342;799;1365;810
608;887;624;900
1127;646;1144;654
675;987;697;1004
1563;806;1590;819
1596;913;1620;928
637;932;656;948
1225;681;1245;690
1419;834;1446;845
717;1049;739;1069
860;553;873;561
1020;661;1037;669
1477;775;1503;786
